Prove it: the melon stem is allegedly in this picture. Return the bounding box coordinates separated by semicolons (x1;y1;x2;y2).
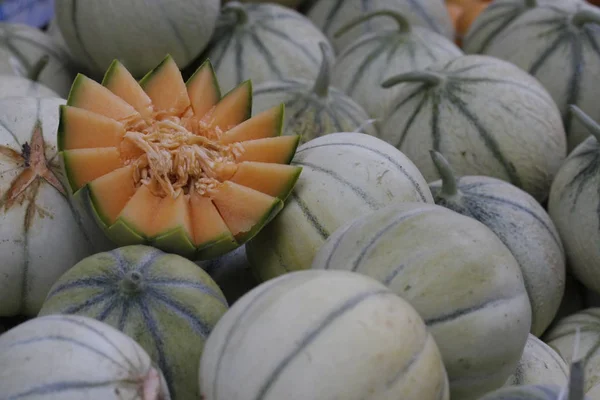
312;42;331;97
334;10;412;39
429;150;459;197
223;1;248;24
571;9;600;28
27;55;49;82
569;105;600;143
121;271;144;294
381;71;444;89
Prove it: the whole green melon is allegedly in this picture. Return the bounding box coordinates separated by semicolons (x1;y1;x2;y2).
38;245;228;399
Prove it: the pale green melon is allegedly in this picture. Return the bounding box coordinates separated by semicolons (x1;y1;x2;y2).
332;10;463;120
480;1;600;151
199;270;450;400
548;106;600;294
544;308;600;398
0;22;76;97
306;0;455;53
0;314;171;399
252;42;377;144
379;54;567;203
54;0;220;78
311;202;532;400
246;132;434;282
504;334;569;387
428;151;565;336
202;1;334;94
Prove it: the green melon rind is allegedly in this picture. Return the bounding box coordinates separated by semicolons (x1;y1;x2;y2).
64;73;88;109
138;54;175;89
196;234;239;261
224;79;253;123
274;165;302;201
186;59;222;101
56;105;69;155
152;227;197;260
59;150;83;195
279;135;301;165
100;59;122;87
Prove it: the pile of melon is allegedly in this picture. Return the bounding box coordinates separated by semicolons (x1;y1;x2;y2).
2;0;600;398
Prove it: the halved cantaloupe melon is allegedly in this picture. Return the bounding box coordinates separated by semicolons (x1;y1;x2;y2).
58;54;302;260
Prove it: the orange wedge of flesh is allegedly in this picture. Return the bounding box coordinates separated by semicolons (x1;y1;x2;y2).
58;55;302;259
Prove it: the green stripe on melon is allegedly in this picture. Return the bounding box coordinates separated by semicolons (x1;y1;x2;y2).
38;245;228;399
54;0;220;78
331;10;463;120
306;0;455;53
478;2;600;151
428;151;565;337
199;270;450;400
201;1;334;94
252;42;377;143
310;202;532;400
246;132;434;282
379;54;567;203
0;314;171;398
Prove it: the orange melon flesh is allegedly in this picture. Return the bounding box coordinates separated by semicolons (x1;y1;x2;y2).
149;193;194;239
236;136;300;164
58;106;126;150
210;181;280;238
63;147;123;191
140;55;190;115
186;60;221;119
102;60;154;120
230;162;301;199
208;81;251;130
117;185;162;236
88;165;137;225
189;193;234;247
68;74;140;122
220;104;284;144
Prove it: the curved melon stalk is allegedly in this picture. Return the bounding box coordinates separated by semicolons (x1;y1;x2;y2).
58;54;302;260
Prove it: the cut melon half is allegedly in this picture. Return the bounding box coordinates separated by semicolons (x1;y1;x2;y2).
58;54;302;260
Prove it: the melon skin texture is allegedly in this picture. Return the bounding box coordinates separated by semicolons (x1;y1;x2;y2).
0;97;109;317
380;54;567;203
311;202;532;400
246;132;434;282
428;153;565;337
0;75;60;98
0;22;76;98
503;334;569;387
199;269;450;400
202;2;335;94
38;245;228;399
543;308;600;398
307;0;455;53
332;10;463;120
0;314;171;399
54;0;220;78
223;0;305;8
547;107;600;294
480;1;600;151
252;43;377;144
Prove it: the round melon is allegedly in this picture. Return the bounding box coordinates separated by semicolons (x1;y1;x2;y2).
331;10;462;121
246;132;434;282
58;54;303;260
0;22;76;97
54;0;220;79
548;106;600;294
428;151;565;336
38;245;228;399
252;42;377;144
379;54;567;203
0;74;59;98
199;269;450;400
0;314;171;399
311;202;532;400
306;0;455;53
544;308;600;398
504;334;569;387
201;1;334;94
480;1;600;151
462;0;572;54
0;96;110;317
196;245;258;305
